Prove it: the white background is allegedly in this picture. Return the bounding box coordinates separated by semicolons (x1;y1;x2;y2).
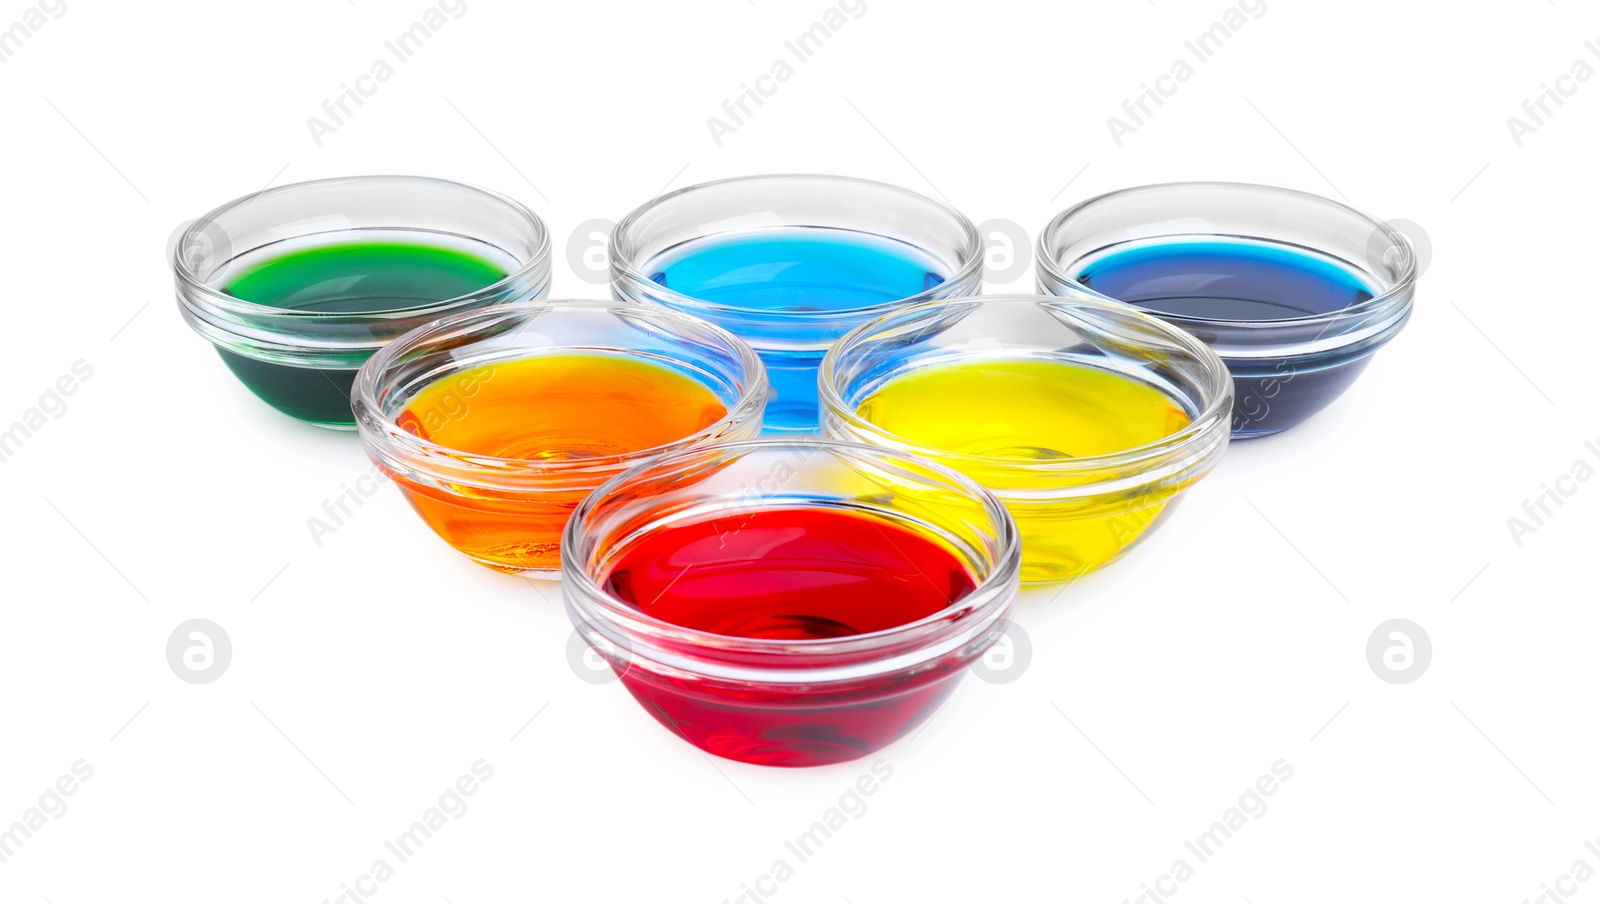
2;0;1596;901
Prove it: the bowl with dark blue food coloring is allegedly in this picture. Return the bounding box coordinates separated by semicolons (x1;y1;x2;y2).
610;174;984;433
1036;182;1417;438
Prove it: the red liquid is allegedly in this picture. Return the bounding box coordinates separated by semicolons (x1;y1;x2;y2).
600;508;981;767
604;508;976;639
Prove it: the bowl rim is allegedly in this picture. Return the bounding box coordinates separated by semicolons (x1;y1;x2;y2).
1034;180;1418;329
172;174;552;323
561;437;1022;671
608;173;986;323
817;293;1235;476
352;299;769;484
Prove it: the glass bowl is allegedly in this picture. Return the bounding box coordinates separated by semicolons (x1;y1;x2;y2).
819;293;1233;583
562;438;1021;767
609;174;984;433
353;300;767;574
1036;181;1417;438
173;175;551;429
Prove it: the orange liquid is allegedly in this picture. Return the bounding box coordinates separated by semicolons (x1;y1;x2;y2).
392;353;728;572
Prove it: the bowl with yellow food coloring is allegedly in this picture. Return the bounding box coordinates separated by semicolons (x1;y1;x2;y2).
819;293;1232;583
353;300;767;574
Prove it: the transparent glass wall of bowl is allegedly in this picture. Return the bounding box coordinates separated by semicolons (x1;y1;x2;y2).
353;301;767;575
609;174;984;434
562;439;1020;767
173;175;551;429
1036;182;1416;438
819;294;1233;583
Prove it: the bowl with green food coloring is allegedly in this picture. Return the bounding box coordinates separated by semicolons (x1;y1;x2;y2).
173;175;551;429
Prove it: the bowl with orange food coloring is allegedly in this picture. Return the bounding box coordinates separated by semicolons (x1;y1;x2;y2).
353;301;767;574
562;439;1021;767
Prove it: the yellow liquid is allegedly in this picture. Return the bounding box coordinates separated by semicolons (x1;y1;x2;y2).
857;359;1192;582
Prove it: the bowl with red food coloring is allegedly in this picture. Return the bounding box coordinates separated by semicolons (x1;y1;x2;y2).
562;438;1021;767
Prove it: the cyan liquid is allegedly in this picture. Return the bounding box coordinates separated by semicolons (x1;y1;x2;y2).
648;228;948;432
1076;239;1381;438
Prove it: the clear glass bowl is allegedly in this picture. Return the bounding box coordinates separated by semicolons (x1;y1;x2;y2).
173;175;551;429
1036;181;1417;438
353;301;767;574
819;294;1233;583
609;174;984;433
563;438;1021;767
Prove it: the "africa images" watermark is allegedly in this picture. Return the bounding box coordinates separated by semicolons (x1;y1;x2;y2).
1505;41;1600;148
0;359;93;466
0;759;94;866
308;460;391;548
1121;760;1294;903
706;0;867;148
307;364;492;547
320;760;494;904
1505;437;1600;547
0;0;67;65
306;0;468;147
722;758;894;904
1520;836;1600;904
1105;0;1267;147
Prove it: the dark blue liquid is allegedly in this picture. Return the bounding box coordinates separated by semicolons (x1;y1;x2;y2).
649;229;946;432
1077;240;1380;438
1077;240;1374;319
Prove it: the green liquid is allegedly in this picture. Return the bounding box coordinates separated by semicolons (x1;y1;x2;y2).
225;242;508;312
217;241;508;428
